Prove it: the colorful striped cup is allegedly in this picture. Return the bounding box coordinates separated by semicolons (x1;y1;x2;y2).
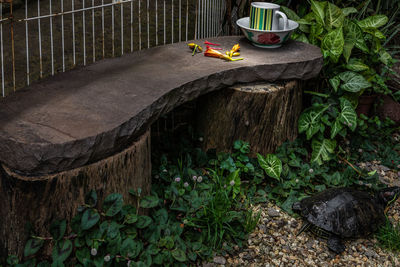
249;2;288;31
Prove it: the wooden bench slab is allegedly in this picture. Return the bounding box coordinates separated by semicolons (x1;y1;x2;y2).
0;36;322;176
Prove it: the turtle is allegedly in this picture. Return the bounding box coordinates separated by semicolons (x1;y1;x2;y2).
292;186;400;254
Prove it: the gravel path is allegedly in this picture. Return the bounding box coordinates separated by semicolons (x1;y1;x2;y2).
207;166;400;267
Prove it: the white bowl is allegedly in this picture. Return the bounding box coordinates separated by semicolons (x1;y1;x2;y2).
236;17;299;48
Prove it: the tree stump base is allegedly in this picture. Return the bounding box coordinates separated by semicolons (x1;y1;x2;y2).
197;81;302;155
0;130;151;259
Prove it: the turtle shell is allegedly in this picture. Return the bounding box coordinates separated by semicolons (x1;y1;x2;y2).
293;187;386;238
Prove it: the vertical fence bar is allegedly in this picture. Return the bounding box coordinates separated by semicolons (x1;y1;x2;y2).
196;0;200;39
147;0;149;48
25;0;30;85
179;0;181;42
102;0;105;58
155;0;158;45
1;3;4;97
61;0;65;71
121;2;124;55
185;0;188;41
49;0;54;75
138;0;141;50
163;0;166;44
201;0;204;38
10;2;15;91
38;0;43;78
130;0;133;52
93;0;96;61
112;1;115;56
171;0;174;43
83;0;86;65
72;0;76;65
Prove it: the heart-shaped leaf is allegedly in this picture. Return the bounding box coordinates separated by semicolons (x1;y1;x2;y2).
140;195;159;209
358;15;388;29
125;214;138;224
136;215;153;229
298;106;329;140
257;154;282;181
81;209;100;230
322;27;344;63
103;193;123;217
310;0;326;25
325;2;344;28
311;138;337;165
330;118;343;139
346;58;369;72
339;71;371;92
344;20;368;53
50;220;67;241
120;238;143;258
52;240;73;263
75;248;90;264
171;249;187;262
24;238;44;257
339;98;357;131
342;7;357;16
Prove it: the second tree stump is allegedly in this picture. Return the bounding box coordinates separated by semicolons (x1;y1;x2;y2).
196;81;302;155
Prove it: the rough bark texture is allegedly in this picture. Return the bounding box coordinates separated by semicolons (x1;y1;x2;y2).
0;130;151;259
197;81;302;155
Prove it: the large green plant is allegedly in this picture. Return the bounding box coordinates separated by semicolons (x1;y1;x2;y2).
280;0;394;164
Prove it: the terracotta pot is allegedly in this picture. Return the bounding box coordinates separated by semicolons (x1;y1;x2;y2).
356;95;377;117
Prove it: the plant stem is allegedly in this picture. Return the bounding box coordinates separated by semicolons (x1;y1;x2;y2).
337;154;362;176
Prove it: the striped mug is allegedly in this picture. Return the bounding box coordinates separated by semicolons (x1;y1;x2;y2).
249;2;288;31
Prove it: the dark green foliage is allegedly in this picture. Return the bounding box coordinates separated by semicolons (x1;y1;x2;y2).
376;217;400;252
9;138;262;266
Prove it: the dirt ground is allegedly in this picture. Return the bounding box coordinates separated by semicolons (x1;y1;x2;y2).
0;0;200;96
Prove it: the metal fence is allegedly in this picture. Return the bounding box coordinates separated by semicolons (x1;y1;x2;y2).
0;0;227;97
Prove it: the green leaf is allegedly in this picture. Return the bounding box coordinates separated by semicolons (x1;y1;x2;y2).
330;118;343;139
81;209;100;231
257;154;282;180
50;220;67;241
342;40;353;62
103;193;124;217
75;248;90;264
125;214;138;224
171;249;187;262
344;20;368;53
159;236;175;249
342;7;357;16
365;28;385;39
311;138;337;165
379;50;392;65
325;2;344;28
346;58;369;72
84;190;97;208
339;98;357;131
52;240;73;263
322;27;344;63
136;215;153;229
280;6;300;21
329;76;340;92
140;195;159;208
24;238;44;257
120;238;142;258
358;15;388;29
339;71;371;92
298;106;329;139
310;0;326;26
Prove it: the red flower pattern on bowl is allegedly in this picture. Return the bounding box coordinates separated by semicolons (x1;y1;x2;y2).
257;33;280;45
